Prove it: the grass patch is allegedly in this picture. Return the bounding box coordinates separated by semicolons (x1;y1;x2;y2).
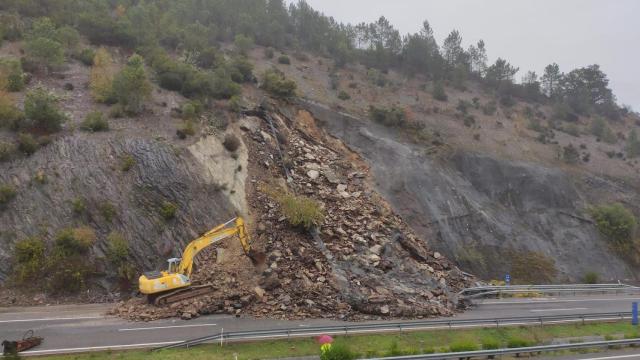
40;321;640;360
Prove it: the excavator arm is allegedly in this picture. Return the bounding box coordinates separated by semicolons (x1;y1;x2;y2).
177;217;259;277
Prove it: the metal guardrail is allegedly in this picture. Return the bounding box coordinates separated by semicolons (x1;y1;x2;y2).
155;312;631;351
459;283;640;299
364;338;640;360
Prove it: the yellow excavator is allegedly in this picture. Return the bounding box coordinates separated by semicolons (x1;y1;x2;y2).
138;217;265;305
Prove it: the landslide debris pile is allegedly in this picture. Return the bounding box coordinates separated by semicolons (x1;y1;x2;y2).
112;106;473;321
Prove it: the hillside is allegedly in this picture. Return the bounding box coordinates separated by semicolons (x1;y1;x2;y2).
1;1;640;320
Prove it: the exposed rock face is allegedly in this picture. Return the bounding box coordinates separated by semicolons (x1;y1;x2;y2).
300;100;639;283
0;132;242;284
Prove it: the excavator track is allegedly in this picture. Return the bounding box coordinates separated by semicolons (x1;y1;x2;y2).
150;285;215;306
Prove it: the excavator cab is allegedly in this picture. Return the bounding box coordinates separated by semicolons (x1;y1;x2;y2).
167;258;181;274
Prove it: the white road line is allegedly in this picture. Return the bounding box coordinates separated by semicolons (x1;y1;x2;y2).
21;341;183;355
571;354;640;360
530;307;589;312
0;316;104;324
118;323;217;332
482;297;640;305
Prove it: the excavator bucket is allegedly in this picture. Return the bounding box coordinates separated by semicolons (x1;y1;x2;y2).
247;249;267;267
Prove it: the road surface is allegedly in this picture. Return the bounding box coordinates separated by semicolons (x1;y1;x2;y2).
1;294;639;356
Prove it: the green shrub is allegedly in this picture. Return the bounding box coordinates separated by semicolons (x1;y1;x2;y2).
0;183;17;207
0;93;25;129
562;124;580;137
590;203;637;245
106;231;135;281
264;48;275;59
590;117;617;144
626;129;640;158
176;120;196;139
483;100;497;116
562;144;580;164
369;105;406;127
234;34;254;55
80;111;109;132
223;133;241;152
320;343;356;360
449;340;480;352
106;232;129;266
71;197;86;214
25;37;64;71
481;338;500;350
229;95;243;113
228;56;254;83
100;201;117;222
181;102;197;120
48;227;95;294
210;67;242;99
432;82;447;101
507;337;532;348
53;26;80;50
277;192;325;230
13;237;46;284
278;55;291;65
260;68;296;98
159;201;177;220
17;133;38;155
584;271;599;284
112;54;152;115
24;87;67;132
0;58;25;92
120;154;136;172
54;227;95;256
337;90;351;100
75;48;96;66
0;140;15;161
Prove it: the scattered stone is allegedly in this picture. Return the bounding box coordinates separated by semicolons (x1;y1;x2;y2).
307;170;320;179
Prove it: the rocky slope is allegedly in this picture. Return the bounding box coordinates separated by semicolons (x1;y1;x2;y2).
299;100;640;283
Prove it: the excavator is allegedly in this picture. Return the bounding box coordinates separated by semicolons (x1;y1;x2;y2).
138;217;266;305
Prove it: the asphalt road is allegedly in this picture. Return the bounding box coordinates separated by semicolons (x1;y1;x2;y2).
1;294;640;356
542;349;640;360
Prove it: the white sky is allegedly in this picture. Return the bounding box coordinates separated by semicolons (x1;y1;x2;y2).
292;0;640;110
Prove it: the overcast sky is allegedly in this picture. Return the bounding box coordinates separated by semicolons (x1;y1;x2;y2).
293;0;640;110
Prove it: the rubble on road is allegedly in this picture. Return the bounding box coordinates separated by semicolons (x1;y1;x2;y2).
110;106;473;322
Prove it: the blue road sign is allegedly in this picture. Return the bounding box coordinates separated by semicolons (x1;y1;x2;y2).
505;274;511;285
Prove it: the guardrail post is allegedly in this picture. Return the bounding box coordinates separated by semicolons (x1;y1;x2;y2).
399;325;403;334
345;326;349;337
582;315;585;325
287;329;290;342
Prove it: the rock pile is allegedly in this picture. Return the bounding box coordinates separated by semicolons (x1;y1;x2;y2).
111;107;472;321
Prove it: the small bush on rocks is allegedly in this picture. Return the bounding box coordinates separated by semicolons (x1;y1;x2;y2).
159;201;177;220
0;140;15;161
176;120;196;139
590;203;637;246
278;55;290;65
81;111;109;132
24;86;67;132
17;133;38;155
0;183;17;207
584;271;599;284
261;68;296;98
278;192;325;230
223;133;241;152
337;90;351;100
120;154;136;171
13;237;46;285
